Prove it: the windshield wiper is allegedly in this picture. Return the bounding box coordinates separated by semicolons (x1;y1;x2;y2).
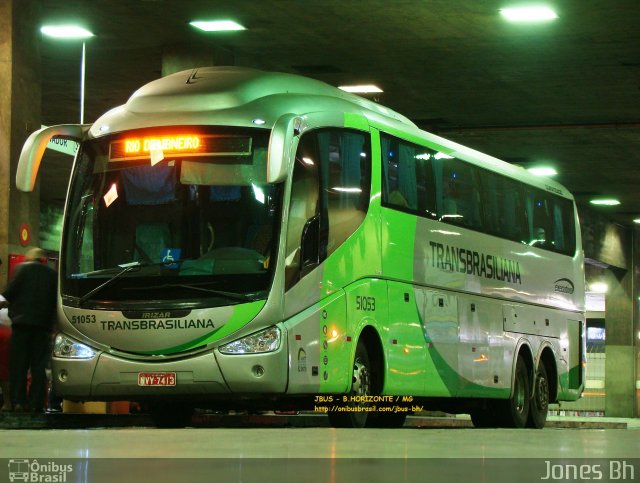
76;260;188;305
123;283;255;303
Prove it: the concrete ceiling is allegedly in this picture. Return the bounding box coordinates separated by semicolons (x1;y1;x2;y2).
38;0;640;225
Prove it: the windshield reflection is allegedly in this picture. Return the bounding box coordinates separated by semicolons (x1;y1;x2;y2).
62;126;281;307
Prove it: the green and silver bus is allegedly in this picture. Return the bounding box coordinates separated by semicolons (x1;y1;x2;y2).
18;67;585;428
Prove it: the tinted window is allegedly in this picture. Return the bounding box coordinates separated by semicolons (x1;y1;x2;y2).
381;132;576;256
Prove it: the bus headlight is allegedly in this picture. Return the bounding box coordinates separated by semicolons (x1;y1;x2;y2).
219;326;281;354
53;334;97;359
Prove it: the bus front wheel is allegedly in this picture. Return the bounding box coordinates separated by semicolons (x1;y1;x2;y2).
328;340;371;428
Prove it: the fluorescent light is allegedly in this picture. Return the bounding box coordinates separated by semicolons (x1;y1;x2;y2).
500;6;558;22
338;85;383;94
332;187;362;193
589;282;608;294
527;166;557;176
189;20;246;32
589;199;620;206
633;218;640;224
41;25;94;39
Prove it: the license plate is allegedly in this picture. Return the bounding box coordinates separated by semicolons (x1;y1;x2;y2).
137;372;177;386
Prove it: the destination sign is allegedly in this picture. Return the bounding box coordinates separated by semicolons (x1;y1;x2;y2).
109;134;252;161
42;125;79;157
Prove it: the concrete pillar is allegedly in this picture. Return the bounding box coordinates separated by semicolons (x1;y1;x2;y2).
0;0;42;291
161;42;234;77
604;264;635;417
634;229;640;418
580;206;637;417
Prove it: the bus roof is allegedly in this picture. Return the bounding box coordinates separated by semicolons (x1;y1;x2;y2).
90;66;416;136
89;66;572;199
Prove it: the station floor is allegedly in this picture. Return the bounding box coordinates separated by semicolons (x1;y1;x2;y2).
1;414;638;482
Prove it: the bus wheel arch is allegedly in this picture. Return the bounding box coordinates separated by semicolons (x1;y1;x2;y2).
357;325;385;394
327;325;387;428
358;326;406;428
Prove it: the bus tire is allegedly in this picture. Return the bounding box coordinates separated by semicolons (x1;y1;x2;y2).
148;402;193;428
527;363;549;429
327;340;371;428
500;355;530;428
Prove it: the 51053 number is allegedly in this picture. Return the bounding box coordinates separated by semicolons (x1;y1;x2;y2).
71;314;96;324
355;296;376;312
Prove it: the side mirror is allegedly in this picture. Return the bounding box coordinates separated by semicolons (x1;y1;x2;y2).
299;215;320;278
267;114;300;183
16;124;87;192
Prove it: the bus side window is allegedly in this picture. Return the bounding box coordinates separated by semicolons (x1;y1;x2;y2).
285;135;320;291
526;190;553;248
318;130;371;256
381;133;435;217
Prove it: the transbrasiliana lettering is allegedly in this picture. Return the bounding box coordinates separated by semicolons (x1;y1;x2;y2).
429;241;522;284
100;319;215;331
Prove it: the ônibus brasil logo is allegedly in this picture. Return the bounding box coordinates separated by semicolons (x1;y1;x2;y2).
8;459;73;482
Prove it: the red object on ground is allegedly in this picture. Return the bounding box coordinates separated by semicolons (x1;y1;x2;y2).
0;325;10;381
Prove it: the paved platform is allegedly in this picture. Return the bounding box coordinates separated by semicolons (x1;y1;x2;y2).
0;411;637;430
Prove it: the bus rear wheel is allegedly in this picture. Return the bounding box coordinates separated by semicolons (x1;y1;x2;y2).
500;355;530;428
527;363;549;429
328;340;371;428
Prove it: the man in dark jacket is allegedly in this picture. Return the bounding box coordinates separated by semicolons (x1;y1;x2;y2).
0;248;57;412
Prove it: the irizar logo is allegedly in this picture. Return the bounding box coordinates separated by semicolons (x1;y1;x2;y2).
554;278;575;294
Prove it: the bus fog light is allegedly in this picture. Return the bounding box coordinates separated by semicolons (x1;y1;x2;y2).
252;365;265;377
219;326;281;354
58;370;68;383
53;334;97;359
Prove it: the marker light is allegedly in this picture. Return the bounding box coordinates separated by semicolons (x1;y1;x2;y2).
527;167;557;176
500;6;558;22
41;25;94;39
189;20;246;32
589;199;620;206
338;85;383;94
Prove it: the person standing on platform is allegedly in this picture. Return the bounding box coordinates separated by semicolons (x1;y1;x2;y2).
0;248;57;413
0;257;12;411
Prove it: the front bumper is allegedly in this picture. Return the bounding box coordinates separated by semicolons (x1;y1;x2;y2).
52;341;289;400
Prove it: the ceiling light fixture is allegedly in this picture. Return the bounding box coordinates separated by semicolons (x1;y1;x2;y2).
338;85;383;94
41;24;94;124
589;199;620;206
500;5;558;22
633;218;640;224
527;166;557;176
40;25;94;39
189;20;246;32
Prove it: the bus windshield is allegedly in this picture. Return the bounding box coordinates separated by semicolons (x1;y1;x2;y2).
61;126;281;308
